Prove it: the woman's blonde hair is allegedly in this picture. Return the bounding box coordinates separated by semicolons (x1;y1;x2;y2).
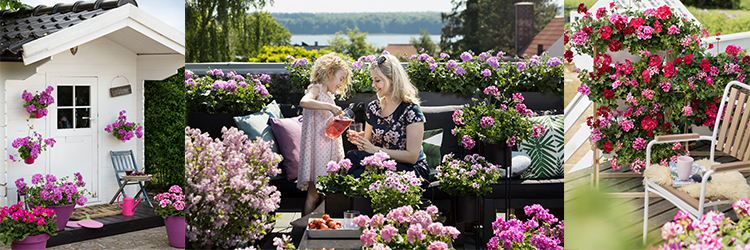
309;53;352;100
369;54;421;105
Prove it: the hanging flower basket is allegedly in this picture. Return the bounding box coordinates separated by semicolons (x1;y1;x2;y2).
21;86;55;119
105;110;144;142
9;126;55;165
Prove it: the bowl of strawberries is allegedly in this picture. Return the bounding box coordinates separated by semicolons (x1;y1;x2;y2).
307;214;360;238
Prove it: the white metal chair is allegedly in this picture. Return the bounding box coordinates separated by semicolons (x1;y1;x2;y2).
643;81;750;244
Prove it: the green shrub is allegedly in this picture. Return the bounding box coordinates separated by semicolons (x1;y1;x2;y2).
144;68;185;188
248;45;335;62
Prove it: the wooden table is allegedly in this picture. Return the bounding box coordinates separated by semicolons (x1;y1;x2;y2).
298;230;363;250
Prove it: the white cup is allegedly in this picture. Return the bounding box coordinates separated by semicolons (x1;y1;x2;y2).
676;156;694;181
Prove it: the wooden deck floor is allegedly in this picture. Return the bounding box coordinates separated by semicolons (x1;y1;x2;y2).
565;142;746;249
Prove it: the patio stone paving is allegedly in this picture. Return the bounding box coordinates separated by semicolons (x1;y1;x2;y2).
0;227;175;250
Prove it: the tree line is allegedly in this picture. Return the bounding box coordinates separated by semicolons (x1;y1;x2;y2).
272;12;445;34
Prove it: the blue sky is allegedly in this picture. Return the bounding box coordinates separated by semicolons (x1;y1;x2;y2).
22;0;184;32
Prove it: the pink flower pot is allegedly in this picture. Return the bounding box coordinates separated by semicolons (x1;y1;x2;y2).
164;216;185;248
11;233;49;250
47;203;75;231
24;157;35;165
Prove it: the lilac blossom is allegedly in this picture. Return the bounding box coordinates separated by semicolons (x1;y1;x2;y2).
185;127;282;248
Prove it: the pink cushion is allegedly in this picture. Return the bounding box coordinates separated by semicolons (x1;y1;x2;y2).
268;116;303;181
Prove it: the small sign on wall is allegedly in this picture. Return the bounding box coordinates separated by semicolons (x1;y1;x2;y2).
110;85;132;97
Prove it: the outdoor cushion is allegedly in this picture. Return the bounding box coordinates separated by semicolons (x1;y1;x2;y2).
421;105;464;157
234;112;279;153
518;114;564;178
268;116;303;181
422;128;443;170
509;151;532;177
264;100;284;119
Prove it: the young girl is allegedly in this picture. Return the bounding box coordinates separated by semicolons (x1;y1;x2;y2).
292;53;351;227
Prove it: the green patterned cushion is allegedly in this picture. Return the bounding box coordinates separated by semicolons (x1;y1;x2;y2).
518;114;564;178
422;128;443;170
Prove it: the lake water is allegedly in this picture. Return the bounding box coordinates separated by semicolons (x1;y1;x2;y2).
291;34;442;48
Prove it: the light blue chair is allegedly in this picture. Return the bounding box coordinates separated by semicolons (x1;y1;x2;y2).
109;150;152;207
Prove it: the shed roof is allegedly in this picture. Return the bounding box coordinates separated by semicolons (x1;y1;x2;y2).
0;0;138;62
1;0;184;65
520;16;564;57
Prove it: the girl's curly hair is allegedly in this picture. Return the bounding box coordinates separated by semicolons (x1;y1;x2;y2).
310;53;352;100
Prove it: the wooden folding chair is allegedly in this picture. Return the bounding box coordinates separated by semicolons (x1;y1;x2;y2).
110;150;153;207
643;81;750;243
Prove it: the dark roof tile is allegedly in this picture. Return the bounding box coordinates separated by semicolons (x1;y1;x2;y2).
0;0;138;62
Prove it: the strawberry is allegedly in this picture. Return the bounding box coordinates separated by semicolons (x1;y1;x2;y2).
320;224;329;230
322;214;331;221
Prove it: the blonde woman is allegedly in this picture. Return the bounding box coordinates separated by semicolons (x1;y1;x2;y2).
292;53;352;228
346;54;429;181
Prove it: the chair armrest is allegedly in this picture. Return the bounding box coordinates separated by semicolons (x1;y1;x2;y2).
711;162;750;174
654;133;700;142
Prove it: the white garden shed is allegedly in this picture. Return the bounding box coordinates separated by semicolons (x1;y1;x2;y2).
0;0;184;206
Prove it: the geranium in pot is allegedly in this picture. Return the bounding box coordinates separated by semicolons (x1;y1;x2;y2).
487;204;564;250
185;69;273;115
366;170;424;214
316;159;360;198
9;126;56;165
0;203;58;249
453;88;543;149
104;110;144;142
14;173;89;231
354;205;460;250
436;153;504;197
21;86;55;119
154;185;185;248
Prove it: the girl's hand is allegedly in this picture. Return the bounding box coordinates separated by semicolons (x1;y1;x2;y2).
346;131;365;144
329;104;343;116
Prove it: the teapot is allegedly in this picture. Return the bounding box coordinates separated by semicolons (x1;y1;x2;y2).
117;193;141;216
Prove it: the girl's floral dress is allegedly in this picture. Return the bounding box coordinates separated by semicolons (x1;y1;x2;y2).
366;100;429;180
297;84;345;190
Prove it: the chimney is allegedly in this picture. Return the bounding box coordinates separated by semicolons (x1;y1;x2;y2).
537;44;544;55
315;41;318;46
515;2;534;56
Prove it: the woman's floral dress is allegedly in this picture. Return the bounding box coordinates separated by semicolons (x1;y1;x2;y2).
366;100;429;179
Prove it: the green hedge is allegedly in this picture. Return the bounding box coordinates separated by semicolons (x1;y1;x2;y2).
144;68;185;188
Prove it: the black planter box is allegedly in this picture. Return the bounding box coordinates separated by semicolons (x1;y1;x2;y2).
186;113;239;139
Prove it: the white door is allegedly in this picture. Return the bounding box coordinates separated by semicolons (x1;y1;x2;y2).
49;76;99;203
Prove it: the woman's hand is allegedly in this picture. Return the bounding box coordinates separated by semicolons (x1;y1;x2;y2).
350;132;378;154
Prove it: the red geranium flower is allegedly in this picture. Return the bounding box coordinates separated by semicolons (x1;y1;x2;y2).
743;55;750;64
700;59;710;72
641;116;658;131
649;55;662;67
656;6;673;19
603;89;615;99
726;45;742;56
609;40;622;52
708;44;714;49
674;57;683;65
564;31;569;45
624;27;635;35
630;17;645;29
599;26;613;40
663;62;675;78
596;7;607;19
684;54;694;64
577;3;588;14
582;26;593;36
603;141;614;153
661;123;671;130
654;20;662;33
564;50;574;63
